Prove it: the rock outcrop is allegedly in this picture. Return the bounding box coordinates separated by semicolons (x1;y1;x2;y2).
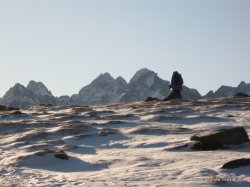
191;127;249;151
222;158;250;169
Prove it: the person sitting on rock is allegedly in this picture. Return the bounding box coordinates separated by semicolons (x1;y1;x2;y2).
164;71;183;101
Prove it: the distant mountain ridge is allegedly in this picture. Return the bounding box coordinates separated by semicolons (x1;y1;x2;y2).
0;69;248;108
0;82;57;108
204;81;250;98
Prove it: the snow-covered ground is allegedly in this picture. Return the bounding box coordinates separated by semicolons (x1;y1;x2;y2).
0;97;250;186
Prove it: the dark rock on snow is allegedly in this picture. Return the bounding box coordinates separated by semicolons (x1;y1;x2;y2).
191;127;249;151
0;105;19;111
145;97;160;102
192;141;224;151
234;92;250;97
54;150;69;160
222;158;250;169
11;111;24;115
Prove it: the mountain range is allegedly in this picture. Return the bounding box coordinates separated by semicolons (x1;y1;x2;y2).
0;68;249;108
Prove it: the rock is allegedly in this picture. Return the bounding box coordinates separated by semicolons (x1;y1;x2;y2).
192;141;224;151
233;92;249;97
27;80;53;97
0;83;56;108
0;105;8;111
205;81;250;98
38;104;53;107
54;150;69;160
191;127;249;150
11;111;23;115
222;158;250;169
78;73;128;104
0;105;19;111
145;97;160;102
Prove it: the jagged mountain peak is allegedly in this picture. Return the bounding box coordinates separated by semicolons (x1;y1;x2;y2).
205;90;215;98
78;72;127;104
235;81;250;95
13;83;26;89
27;80;53;96
5;83;28;95
90;72;115;85
97;72;114;80
130;68;156;83
115;76;127;86
238;81;246;85
237;81;249;88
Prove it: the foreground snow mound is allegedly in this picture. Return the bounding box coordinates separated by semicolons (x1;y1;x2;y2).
16;149;109;172
0;97;250;186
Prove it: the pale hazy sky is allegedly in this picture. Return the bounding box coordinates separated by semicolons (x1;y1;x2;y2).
0;0;249;97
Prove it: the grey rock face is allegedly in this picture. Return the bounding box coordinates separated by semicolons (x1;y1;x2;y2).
214;86;235;98
57;95;72;106
182;86;202;100
0;82;56;108
78;73;128;104
205;81;250;98
0;83;40;108
121;68;170;102
27;80;53;97
234;81;250;95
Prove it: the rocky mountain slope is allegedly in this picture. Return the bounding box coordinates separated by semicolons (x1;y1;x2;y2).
205;81;250;98
78;73;128;104
0;81;57;108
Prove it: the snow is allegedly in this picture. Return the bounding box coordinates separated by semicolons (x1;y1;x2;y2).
0;97;250;186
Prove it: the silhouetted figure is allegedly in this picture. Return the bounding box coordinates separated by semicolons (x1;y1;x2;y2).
164;71;183;101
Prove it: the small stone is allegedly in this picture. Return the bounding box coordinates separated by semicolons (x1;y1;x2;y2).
11;111;23;115
145;97;160;102
54;150;69;160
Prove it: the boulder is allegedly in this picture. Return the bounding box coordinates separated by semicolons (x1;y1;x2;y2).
233;92;249;97
192;141;224;151
145;97;160;102
11;111;23;115
222;158;250;169
191;127;249;151
164;91;182;101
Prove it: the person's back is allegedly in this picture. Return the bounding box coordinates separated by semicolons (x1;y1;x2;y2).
164;71;183;101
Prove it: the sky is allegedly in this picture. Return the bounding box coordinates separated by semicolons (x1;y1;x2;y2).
0;0;249;97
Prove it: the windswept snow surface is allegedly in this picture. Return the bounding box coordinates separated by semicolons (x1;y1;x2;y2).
0;97;250;186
